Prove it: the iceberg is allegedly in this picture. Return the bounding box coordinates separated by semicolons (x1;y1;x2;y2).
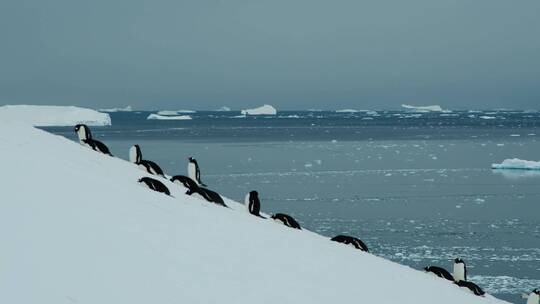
240;104;277;115
0;120;509;304
216;106;231;111
336;109;359;113
147;114;192;120
98;105;133;113
156;110;196;116
0;105;111;126
492;158;540;170
402;104;444;112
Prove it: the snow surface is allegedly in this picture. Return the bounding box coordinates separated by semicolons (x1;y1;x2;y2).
402;104;444;112
0;105;111;126
492;158;540;170
98;105;133;113
0;120;509;304
241;104;277;115
147;113;192;120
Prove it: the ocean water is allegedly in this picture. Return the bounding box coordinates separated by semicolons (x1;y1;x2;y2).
44;110;540;303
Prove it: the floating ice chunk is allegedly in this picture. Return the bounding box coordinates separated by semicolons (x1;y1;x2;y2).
147;114;192;120
0;105;111;126
157;110;196;115
336;109;359;113
216;106;231;111
479;116;496;120
401;104;444;112
241;104;277;115
98;105;133;112
492;158;540;170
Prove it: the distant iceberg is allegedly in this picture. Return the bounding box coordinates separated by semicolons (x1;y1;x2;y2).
0;105;111;126
156;110;196;116
216;106;231;112
241;104;277;115
492;158;540;170
336;109;359;113
402;104;444;112
98;105;133;113
147;114;192;120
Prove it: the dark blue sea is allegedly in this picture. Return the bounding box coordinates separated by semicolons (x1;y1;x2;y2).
45;110;540;303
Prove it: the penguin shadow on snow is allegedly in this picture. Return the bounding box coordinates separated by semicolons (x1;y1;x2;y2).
423;258;485;297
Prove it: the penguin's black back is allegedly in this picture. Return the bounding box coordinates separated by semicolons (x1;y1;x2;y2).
455;280;485;296
271;213;301;229
331;235;369;252
139;177;170;196
141;159;165;176
424;266;454;281
199;187;227;207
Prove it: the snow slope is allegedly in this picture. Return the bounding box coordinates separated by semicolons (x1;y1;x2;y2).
0;105;111;126
241;104;277;115
0;122;508;304
492;158;540;170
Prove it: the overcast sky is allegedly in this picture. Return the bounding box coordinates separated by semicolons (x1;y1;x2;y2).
1;0;539;110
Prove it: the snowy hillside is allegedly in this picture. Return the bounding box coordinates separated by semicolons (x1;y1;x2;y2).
0;105;111;126
0;121;509;304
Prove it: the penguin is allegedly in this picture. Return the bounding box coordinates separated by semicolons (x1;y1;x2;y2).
271;213;301;229
74;124;92;143
244;191;265;218
454;280;485;296
522;289;540;304
198;187;228;207
170;175;200;195
452;258;485;296
129;145;165;177
74;124;113;156
187;157;207;186
138;177;170;196
331;235;369;252
453;258;467;282
423;266;454;281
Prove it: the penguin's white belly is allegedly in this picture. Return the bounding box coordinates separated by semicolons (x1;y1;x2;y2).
188;164;197;184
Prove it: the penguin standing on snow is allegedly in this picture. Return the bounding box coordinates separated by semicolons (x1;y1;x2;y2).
331;235;369;252
74;124;113;156
453;258;485;296
271;213;301;229
522;289;539;304
129;145;165;177
244;191;265;218
187;157;207;187
423;266;454;281
453;258;467;282
138;177;171;196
